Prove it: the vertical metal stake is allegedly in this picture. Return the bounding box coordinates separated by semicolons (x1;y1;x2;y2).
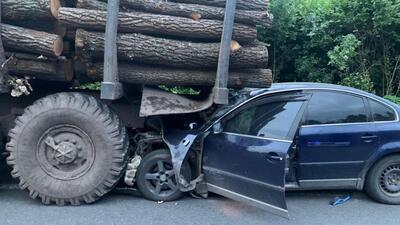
101;0;123;100
213;0;238;105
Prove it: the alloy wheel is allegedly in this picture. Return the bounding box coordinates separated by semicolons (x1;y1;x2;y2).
144;159;179;198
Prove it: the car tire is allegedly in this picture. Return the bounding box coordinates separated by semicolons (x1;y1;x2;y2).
6;93;128;205
136;149;191;202
365;155;400;204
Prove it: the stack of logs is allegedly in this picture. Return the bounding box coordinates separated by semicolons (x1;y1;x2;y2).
1;0;273;88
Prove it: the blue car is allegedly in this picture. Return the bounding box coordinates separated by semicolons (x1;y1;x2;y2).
145;82;400;217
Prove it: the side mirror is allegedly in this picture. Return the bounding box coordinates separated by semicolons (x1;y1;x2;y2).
213;121;223;134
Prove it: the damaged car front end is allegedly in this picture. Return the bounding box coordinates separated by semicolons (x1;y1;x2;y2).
161;89;309;217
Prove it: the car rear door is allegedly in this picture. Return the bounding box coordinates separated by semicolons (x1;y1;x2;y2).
202;93;308;217
297;91;378;186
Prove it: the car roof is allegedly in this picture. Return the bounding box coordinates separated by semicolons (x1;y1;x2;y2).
270;82;364;92
206;82;400;129
249;82;398;109
257;82;370;94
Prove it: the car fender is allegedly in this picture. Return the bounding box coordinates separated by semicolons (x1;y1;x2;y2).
162;127;200;192
358;141;400;189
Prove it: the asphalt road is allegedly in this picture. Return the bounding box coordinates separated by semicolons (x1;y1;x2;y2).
0;186;398;225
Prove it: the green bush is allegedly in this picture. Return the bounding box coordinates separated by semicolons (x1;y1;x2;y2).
328;34;361;72
262;0;400;96
159;86;200;95
384;95;400;105
339;72;375;93
78;82;101;91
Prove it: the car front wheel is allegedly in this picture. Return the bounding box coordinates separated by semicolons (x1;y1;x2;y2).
365;155;400;204
136;149;191;202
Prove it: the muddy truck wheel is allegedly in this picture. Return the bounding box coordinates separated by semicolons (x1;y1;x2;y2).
6;93;128;205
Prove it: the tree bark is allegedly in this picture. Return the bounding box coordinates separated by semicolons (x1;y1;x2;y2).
1;24;64;57
6;52;74;82
76;0;107;11
0;0;8;91
170;0;269;11
85;62;272;88
75;29;268;69
78;0;271;27
1;0;61;21
4;20;67;37
121;0;272;27
58;7;257;43
97;0;270;11
75;0;147;14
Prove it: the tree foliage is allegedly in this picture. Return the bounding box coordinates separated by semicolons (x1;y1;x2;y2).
262;0;400;95
384;95;400;105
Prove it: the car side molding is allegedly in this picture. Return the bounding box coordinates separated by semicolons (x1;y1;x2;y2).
297;179;361;190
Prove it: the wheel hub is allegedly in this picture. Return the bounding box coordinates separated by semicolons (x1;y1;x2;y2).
380;165;400;194
159;174;167;182
54;141;78;164
388;173;400;185
37;125;95;180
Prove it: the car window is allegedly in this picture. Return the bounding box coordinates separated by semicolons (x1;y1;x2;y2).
370;99;396;122
305;92;368;125
224;100;303;140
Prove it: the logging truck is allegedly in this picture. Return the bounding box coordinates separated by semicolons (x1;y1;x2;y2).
2;1;400;218
0;0;277;213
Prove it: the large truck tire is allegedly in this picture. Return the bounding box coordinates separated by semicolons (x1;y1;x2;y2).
6;93;129;205
0;128;13;184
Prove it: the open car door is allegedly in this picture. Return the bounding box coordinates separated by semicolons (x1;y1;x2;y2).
202;93;309;217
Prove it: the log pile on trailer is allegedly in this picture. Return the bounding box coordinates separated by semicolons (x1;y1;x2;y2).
0;0;273;88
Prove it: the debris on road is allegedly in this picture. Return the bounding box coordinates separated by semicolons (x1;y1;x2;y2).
330;194;352;206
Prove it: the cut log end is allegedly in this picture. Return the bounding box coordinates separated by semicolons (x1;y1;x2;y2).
53;36;64;56
75;29;85;48
50;0;62;19
231;41;242;52
191;13;202;21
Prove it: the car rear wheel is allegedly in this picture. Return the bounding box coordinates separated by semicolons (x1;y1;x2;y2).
365;155;400;204
136;149;191;202
6;93;129;205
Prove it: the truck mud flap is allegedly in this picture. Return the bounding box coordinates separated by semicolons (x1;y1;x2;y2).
140;87;214;117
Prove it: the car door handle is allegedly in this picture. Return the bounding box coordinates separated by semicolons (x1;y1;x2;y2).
361;134;378;143
266;152;284;161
